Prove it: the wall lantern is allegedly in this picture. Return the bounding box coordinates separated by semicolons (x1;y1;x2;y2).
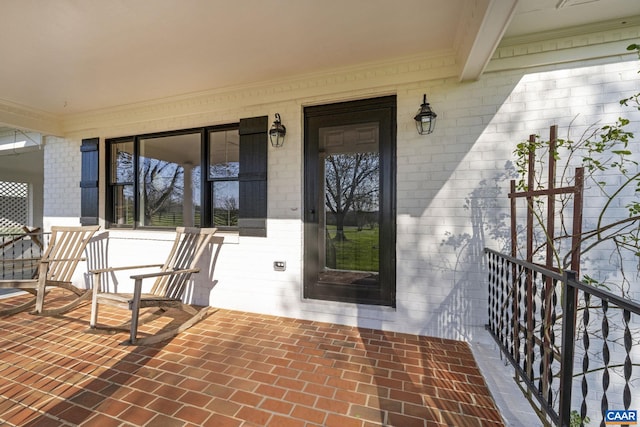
269;113;286;147
413;94;437;135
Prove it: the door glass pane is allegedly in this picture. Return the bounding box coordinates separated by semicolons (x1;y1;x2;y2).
320;123;380;286
138;133;201;227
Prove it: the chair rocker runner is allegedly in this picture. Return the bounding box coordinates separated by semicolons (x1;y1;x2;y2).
89;227;220;345
0;225;100;316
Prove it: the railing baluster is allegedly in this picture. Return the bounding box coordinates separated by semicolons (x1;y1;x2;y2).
484;249;640;427
506;257;514;359
487;252;495;332
523;264;530;380
622;309;632;411
559;271;577;427
600;300;610;427
516;263;523;367
496;256;509;353
580;293;590;427
548;278;558;406
539;276;547;395
530;270;537;383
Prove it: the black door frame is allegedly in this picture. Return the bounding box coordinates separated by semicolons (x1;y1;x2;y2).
303;95;396;307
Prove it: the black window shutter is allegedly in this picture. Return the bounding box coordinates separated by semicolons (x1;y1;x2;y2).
238;116;268;237
80;137;99;225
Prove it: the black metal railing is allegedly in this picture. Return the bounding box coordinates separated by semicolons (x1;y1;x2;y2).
485;248;639;427
0;230;50;279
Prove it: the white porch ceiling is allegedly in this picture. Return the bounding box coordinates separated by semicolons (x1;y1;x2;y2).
0;0;637;120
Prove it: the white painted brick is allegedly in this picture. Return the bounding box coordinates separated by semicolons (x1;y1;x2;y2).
35;39;640;345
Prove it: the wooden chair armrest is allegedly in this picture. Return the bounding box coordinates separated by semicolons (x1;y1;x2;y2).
130;267;200;280
90;264;164;274
40;257;88;263
129;268;201;310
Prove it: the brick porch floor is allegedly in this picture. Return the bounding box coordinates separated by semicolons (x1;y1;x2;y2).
0;292;505;426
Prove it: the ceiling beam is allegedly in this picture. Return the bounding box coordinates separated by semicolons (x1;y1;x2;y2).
458;0;519;81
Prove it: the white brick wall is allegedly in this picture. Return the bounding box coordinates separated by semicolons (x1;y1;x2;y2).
43;136;82;229
40;36;640;343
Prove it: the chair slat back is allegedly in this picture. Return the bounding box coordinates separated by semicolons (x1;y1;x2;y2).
42;226;100;283
150;227;217;299
86;231;111;291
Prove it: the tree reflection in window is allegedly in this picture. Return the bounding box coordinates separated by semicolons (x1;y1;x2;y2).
111;141;134;225
324;152;380;273
139;158;183;226
138;134;201;227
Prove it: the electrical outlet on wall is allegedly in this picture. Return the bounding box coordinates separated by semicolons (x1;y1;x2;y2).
273;261;286;271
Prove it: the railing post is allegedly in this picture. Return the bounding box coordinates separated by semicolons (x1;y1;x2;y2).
559;270;578;426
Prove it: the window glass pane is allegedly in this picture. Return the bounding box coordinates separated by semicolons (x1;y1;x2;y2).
138;133;201;227
110;141;134;184
113;185;134;226
209;130;239;178
212;181;239;227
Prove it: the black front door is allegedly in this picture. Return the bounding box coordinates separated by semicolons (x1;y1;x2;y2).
304;96;396;307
